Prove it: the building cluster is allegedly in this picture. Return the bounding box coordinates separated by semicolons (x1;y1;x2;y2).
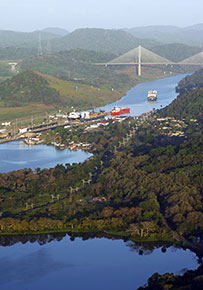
156;117;188;137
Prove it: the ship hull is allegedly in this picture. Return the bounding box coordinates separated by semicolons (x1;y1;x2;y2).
111;108;130;116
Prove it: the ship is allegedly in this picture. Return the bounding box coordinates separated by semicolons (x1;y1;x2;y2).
80;110;108;122
147;90;157;101
68;111;81;121
111;106;130;116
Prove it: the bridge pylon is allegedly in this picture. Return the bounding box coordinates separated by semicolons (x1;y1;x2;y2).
138;45;142;76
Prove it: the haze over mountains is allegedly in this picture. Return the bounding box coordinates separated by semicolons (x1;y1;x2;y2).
124;24;203;46
0;24;202;55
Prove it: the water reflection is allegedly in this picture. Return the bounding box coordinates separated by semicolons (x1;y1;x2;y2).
0;248;75;287
0;233;200;290
0;233;202;262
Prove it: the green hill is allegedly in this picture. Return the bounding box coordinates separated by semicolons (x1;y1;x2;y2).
0;30;60;49
160;70;203;121
124;24;203;46
150;43;202;62
19;49;132;89
50;28;160;54
0;47;37;60
0;71;62;107
176;68;203;93
0;69;130;111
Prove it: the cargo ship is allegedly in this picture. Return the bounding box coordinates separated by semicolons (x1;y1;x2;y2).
147;90;157;101
111;106;130;116
80;110;108;122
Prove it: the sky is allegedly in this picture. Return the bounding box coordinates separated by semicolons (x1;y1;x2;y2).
0;0;202;32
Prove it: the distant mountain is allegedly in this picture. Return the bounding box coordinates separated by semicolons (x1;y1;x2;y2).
123;24;203;46
180;51;203;64
0;46;37;60
150;43;202;62
50;28;160;54
41;27;69;36
184;23;203;31
0;30;60;49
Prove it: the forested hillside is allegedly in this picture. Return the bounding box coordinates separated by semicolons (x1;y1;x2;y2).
50;28;159;54
151;43;202;62
176;68;203;93
0;70;129;110
0;71;62;107
20;49;132;89
160;87;203;121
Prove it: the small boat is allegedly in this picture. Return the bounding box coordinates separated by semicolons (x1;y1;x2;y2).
148;90;157;101
111;106;130;116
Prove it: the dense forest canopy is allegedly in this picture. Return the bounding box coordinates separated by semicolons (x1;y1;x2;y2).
176;68;203;93
0;71;62;107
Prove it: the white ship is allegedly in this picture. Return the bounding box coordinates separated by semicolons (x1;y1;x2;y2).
147;90;157;101
68;111;81;120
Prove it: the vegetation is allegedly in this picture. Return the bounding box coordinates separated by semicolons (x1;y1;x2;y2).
50;28;159;54
0;68;202;258
150;43;202;62
160;87;203;121
0;47;37;60
20;49;132;89
0;71;62;107
0;85;202;243
176;68;203;93
0;70;131;110
138;264;203;290
0;30;60;49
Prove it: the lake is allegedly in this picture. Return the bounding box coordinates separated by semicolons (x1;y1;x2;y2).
0;141;92;173
0;234;199;290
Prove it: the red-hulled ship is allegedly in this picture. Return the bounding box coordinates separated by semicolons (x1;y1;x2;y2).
111;106;130;116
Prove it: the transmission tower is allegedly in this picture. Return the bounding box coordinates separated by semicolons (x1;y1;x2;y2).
37;32;43;57
46;34;52;55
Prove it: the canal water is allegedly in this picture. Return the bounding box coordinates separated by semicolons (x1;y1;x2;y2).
98;73;188;116
0;73;198;290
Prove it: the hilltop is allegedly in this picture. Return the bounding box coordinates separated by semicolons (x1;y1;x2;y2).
124;24;203;46
0;30;60;49
0;71;62;107
50;28;159;54
150;43;202;62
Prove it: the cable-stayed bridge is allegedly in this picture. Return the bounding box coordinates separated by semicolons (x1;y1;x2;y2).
95;45;203;76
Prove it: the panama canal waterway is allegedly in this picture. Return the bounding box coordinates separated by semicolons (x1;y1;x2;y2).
0;73;188;173
0;73;199;290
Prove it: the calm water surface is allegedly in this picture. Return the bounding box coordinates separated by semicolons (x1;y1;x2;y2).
0;235;198;290
0;141;92;173
98;73;188;116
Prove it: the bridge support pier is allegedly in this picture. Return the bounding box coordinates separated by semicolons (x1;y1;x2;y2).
138;45;142;76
